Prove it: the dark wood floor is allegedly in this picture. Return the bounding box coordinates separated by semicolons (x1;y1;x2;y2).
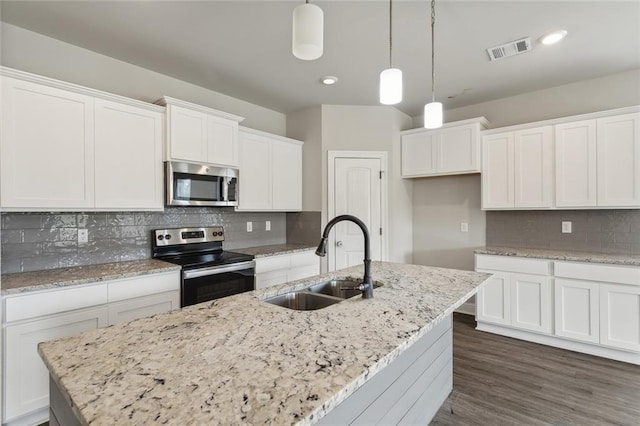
431;314;640;426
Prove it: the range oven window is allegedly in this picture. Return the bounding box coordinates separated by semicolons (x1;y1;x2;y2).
174;172;223;202
182;266;255;307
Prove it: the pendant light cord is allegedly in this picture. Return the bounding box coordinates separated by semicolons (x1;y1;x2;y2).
431;0;436;102
389;0;393;68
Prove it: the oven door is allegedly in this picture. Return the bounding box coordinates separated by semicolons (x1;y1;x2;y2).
181;261;255;307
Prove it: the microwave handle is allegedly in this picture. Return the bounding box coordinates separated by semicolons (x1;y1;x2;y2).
221;177;229;201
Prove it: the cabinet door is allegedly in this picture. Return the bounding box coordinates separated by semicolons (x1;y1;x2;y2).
1;77;94;209
476;271;511;326
167;104;208;162
108;291;179;325
596;113;640;207
208;115;239;167
256;270;289;289
555;120;597;207
94;99;163;209
271;140;302;211
554;279;599;344
438;123;479;173
514;126;553;208
3;308;108;423
401;131;438;177
600;284;640;352
237;133;272;210
510;273;552;334
482;133;514;209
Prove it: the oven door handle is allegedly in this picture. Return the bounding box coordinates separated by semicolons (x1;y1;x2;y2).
183;261;256;280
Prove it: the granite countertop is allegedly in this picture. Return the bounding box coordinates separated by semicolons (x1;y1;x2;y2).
38;261;490;425
1;260;181;296
476;246;640;267
234;243;317;258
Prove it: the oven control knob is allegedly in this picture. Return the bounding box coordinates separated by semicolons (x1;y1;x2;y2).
165;234;172;240
157;235;164;240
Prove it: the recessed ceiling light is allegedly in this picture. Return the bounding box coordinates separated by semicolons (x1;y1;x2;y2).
540;30;568;45
321;76;338;85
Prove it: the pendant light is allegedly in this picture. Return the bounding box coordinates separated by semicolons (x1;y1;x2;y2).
292;0;324;61
379;0;402;105
424;0;443;129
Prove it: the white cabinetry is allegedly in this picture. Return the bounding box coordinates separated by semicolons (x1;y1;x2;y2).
600;284;640;352
255;251;319;290
476;255;552;334
237;127;303;212
1;68;165;211
401;118;488;178
2;270;180;424
159;96;244;167
555;120;598;207
554;279;599;344
482;126;553;209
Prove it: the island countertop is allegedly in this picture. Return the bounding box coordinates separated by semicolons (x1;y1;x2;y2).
38;262;490;425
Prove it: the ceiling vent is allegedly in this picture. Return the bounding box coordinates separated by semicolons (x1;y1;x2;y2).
487;37;532;61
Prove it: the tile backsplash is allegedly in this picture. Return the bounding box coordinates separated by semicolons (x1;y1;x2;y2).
1;208;287;274
486;209;640;255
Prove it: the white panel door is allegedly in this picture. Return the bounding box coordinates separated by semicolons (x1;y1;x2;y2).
600;284;640;352
271;140;302;211
108;292;179;325
514;126;553;208
510;273;552;333
208;115;238;167
1;76;94;209
401;131;438;177
237;133;271;210
482;133;514;209
94;99;163;209
596;113;640;207
476;271;511;326
438;123;478;173
333;158;382;270
3;307;109;423
554;279;599;344
555;120;597;207
168;104;208;162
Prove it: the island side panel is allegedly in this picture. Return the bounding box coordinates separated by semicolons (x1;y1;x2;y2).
317;315;452;425
49;375;82;426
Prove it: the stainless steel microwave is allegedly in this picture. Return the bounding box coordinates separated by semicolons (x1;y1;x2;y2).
166;161;238;207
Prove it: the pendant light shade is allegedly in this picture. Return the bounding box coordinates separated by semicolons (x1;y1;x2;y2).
424;102;443;129
379;68;403;105
292;2;324;61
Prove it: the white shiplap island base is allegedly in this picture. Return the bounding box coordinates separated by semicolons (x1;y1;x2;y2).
39;262;490;425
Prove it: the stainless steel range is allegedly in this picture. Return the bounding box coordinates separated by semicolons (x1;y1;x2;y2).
152;227;255;307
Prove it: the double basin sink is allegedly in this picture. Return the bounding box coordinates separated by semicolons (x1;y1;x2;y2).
264;278;382;311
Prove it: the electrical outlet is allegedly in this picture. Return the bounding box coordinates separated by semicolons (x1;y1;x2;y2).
246;221;253;232
78;229;89;243
562;221;572;233
460;222;469;233
265;221;271;231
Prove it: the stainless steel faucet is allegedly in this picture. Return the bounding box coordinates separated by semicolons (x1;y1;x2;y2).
315;215;374;299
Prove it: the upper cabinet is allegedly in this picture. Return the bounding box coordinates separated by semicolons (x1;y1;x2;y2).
157;96;244;167
482;107;640;210
1;68;164;211
237;127;303;212
401;118;488;178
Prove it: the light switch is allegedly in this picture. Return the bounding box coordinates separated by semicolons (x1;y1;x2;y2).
460;222;469;233
265;221;271;231
78;229;88;243
246;222;253;232
561;221;572;233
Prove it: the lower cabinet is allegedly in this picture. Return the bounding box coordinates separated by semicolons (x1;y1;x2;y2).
2;271;180;425
476;254;640;364
255;251;319;290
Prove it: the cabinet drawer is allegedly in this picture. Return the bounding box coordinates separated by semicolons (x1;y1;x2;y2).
107;271;180;303
289;251;318;268
4;284;108;323
476;255;551;275
288;265;320;282
555;261;640;286
255;255;291;273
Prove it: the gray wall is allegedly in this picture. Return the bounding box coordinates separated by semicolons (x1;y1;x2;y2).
1;209;286;274
487;210;640;255
0;22;286;135
413;175;485;271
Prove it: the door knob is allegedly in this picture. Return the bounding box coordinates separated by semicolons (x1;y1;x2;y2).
336;241;343;247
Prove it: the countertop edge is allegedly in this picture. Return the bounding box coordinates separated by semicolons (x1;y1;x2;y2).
475;247;640;267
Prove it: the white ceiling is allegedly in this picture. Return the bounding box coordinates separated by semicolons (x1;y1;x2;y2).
1;1;639;117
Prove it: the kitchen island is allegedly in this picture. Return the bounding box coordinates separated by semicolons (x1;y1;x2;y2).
39;261;489;425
